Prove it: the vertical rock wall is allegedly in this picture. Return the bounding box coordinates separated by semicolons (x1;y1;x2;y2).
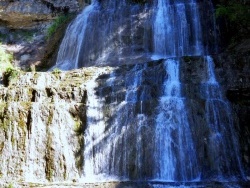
0;69;97;183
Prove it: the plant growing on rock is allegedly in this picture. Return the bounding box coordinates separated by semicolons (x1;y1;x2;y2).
52;68;61;79
2;67;20;87
0;44;14;73
215;0;250;44
46;14;75;39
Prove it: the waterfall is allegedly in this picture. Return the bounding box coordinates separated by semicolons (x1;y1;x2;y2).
152;0;200;181
49;0;247;184
202;56;245;180
53;1;97;70
154;59;199;181
53;0;151;69
152;0;203;59
82;63;155;181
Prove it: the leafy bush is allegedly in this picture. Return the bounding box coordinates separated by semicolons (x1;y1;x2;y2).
2;67;19;86
46;14;74;39
0;44;14;72
216;3;250;30
52;68;61;78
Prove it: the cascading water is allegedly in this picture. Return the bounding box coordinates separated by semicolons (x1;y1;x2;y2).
82;63;157;181
152;0;203;59
152;0;200;181
154;59;199;181
53;0;152;69
53;1;97;70
202;56;245;180
52;0;246;185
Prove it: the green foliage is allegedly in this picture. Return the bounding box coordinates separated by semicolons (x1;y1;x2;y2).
216;2;250;31
0;45;14;72
3;67;19;86
20;30;35;42
52;68;61;74
46;14;74;39
7;183;14;188
52;68;61;79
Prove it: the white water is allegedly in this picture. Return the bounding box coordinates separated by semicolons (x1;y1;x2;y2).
48;0;246;183
153;0;203;58
203;56;245;180
52;1;97;70
154;59;199;181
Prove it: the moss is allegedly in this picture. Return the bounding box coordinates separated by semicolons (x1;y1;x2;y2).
0;102;6;113
47;107;54;125
0;103;8;132
2;68;20;87
71;103;86;173
46;14;75;39
18;102;32;130
0;45;14;72
45;131;54;181
52;68;61;79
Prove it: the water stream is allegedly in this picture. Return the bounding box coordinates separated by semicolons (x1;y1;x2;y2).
202;56;245;180
53;0;246;185
154;59;199;181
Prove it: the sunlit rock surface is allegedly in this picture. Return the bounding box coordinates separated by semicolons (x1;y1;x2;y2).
0;56;249;186
0;0;85;29
0;67;110;184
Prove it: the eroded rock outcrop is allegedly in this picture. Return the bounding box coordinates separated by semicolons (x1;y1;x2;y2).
0;0;85;29
0;67;110;184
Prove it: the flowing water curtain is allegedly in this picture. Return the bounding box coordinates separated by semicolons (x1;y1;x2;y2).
77;0;151;66
154;59;200;181
54;1;98;70
55;0;153;69
202;56;246;180
82;63;158;181
153;0;203;58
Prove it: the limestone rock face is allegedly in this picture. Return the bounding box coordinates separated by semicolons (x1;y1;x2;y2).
0;0;53;28
0;55;249;186
0;0;84;29
0;67;106;183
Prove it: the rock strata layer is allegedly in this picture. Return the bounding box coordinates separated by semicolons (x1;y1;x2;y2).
0;67;110;184
0;55;249;185
0;0;85;29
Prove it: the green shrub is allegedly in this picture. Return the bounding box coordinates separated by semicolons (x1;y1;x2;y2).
46;14;74;39
0;45;14;72
52;68;61;78
3;67;19;86
216;1;250;35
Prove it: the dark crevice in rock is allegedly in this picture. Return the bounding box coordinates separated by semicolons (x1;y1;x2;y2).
45;87;54;98
31;89;37;102
227;88;250;105
27;109;32;139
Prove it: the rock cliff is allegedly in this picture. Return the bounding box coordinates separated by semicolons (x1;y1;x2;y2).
0;0;89;71
0;0;249;187
0;55;249;186
0;0;85;29
0;67;102;185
